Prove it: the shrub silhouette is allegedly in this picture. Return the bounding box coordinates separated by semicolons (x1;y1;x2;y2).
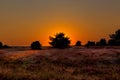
3;45;10;48
0;42;3;48
31;41;42;50
49;32;71;49
96;38;107;46
75;41;81;46
85;41;95;46
109;29;120;46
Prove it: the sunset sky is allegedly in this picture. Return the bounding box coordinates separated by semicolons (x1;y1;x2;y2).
0;0;120;46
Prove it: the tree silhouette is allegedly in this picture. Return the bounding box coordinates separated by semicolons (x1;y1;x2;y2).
109;29;120;46
0;42;3;48
110;29;120;40
96;38;107;46
99;38;107;46
75;41;81;46
49;32;71;49
31;41;42;50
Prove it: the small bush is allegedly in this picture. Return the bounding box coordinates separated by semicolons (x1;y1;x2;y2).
3;45;10;48
31;41;42;50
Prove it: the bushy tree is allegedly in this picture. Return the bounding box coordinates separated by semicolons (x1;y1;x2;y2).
110;29;120;40
96;38;107;46
75;41;81;46
99;38;107;46
31;41;42;50
108;29;120;46
49;32;71;49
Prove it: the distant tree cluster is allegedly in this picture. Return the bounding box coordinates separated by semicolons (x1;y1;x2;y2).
84;39;108;47
30;29;120;50
2;29;120;50
85;29;120;47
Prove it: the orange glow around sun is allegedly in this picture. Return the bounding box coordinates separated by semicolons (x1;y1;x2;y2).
35;21;80;46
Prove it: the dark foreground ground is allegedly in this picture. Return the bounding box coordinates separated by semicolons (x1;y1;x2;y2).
0;46;120;80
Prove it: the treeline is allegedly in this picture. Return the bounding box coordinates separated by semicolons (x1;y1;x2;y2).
85;38;107;46
85;29;120;46
30;29;120;50
1;29;120;50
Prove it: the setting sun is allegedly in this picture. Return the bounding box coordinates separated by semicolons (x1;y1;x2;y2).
36;21;81;46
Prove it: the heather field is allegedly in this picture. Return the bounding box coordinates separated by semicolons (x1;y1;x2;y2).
0;47;120;80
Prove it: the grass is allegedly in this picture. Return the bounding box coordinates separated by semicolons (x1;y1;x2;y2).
0;47;120;80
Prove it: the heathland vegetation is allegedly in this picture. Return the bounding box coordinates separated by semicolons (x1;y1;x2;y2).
0;45;120;80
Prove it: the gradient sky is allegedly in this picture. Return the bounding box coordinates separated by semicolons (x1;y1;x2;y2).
0;0;120;46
